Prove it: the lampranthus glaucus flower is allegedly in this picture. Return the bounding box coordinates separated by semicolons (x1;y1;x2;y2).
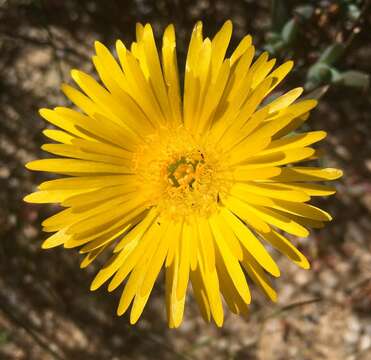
25;21;342;327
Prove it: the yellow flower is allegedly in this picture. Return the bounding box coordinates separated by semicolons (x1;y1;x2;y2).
24;21;342;327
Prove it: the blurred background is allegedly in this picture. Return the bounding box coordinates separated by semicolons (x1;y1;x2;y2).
0;0;370;359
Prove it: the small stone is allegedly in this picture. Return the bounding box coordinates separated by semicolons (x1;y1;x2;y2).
359;334;371;351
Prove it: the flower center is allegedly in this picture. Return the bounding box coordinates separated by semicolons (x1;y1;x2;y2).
132;126;228;221
167;154;204;188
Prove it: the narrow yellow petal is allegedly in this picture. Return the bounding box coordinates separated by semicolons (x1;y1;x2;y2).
114;208;158;253
39;175;133;191
269;167;343;182
262;230;310;269
269;200;332;221
177;221;190;299
244;147;315;168
26;159;133;175
211;214;243;260
53;107;137;151
216;251;250;314
246;205;310;237
41;144;131;166
165;249;186;328
251;58;276;89
117;257;146;316
141;24;172;120
265;60;293;93
220;208;280;277
190;267;211;322
209;214;251;303
165;221;182;268
162;24;182;125
219;166;281;182
80;244;107;269
79;223;131;254
277;182;336;196
61;83;99;116
62;184;135;208
197;59;230;134
221;195;271;234
196;217;215;272
109;221;164;292
230;35;252;65
41;229;70;249
225;136;271;166
39;108;91;140
211;20;232;79
241;249;277;302
66;197;143;235
140;223;172;295
229;184;276;207
43;129;75;144
24;189;89;204
183;21;203;130
199;264;224;326
267;87;303;114
227;182;310;202
260;131;326;155
130;291;151;324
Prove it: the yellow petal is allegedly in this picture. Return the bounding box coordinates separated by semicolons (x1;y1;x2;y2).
246;205;310;237
221;195;271;234
269;200;332;221
165;249;186;328
109;220;164;293
116;43;165;125
117;256;147;316
41;229;70;249
80;244;107;269
269;167;343;182
220;208;280;277
62;184;135;207
39;175;133;191
216;251;250;315
190;267;211;322
230;35;252;65
42;129;75;144
211;20;232;79
61;83;99;116
177;220;190;299
140;223;172;295
262;230;310;269
260;131;327;155
267;87;303;114
198;261;224;327
219;166;281;182
39;108;91;140
196;217;215;272
277;182;336;196
209;214;251;303
41;144;131;166
26;159;133;175
210;214;243;260
228;182;310;202
265;60;293;93
241;249;277;302
24;189;89;204
244;147;315;168
162;24;182;125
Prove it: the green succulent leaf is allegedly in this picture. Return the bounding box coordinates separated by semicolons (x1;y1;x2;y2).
318;44;345;65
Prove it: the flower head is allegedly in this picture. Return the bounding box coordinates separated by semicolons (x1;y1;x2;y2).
25;21;342;327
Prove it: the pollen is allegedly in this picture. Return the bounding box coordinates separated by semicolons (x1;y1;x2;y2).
132;126;226;221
